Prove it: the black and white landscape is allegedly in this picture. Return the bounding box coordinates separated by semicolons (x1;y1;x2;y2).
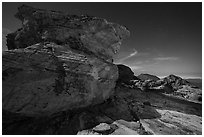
2;2;202;135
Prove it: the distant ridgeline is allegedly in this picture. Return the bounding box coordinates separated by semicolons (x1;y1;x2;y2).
117;64;202;103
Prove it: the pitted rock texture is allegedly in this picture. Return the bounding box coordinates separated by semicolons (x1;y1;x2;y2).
6;4;130;62
3;42;118;116
3;5;129;116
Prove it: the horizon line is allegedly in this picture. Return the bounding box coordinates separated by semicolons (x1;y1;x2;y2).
133;73;202;79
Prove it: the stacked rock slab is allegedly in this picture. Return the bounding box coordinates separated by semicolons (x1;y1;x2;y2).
3;5;130;116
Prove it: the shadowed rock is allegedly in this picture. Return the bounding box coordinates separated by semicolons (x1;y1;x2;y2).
117;64;140;84
6;4;130;62
3;44;117;116
162;74;190;89
3;5;130;116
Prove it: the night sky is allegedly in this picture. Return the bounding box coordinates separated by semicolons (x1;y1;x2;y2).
2;2;202;78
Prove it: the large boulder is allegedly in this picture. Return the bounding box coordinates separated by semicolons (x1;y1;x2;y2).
117;64;139;84
3;43;118;116
3;5;130;116
6;5;129;62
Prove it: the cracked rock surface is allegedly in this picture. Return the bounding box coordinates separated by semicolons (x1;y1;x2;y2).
6;4;129;62
3;5;129;116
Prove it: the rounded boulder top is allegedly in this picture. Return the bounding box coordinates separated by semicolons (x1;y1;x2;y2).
7;4;130;62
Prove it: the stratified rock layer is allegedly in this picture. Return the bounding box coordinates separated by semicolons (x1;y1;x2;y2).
3;5;130;116
7;5;129;62
3;43;117;116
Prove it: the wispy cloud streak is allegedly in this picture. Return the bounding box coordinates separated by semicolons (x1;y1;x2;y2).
129;65;143;70
118;49;138;62
154;57;178;61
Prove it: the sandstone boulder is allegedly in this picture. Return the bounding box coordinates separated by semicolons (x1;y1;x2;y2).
7;4;130;62
3;5;130;116
117;64;139;84
3;43;118;116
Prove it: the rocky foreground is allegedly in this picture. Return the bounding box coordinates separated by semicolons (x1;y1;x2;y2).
78;85;202;135
2;5;202;135
2;82;202;135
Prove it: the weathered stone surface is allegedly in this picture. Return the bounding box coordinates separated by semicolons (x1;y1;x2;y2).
93;123;111;132
111;120;140;135
3;4;130;117
162;74;190;89
111;86;202;135
3;42;119;116
124;72;201;103
117;64;139;84
6;4;130;62
140;109;202;135
76;82;202;135
78;120;141;135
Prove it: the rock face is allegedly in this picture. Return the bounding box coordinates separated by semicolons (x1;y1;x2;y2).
117;64;139;84
77;120;142;135
119;72;201;103
175;85;202;102
162;74;190;89
3;5;129;116
6;5;129;62
137;73;160;81
77;84;202;135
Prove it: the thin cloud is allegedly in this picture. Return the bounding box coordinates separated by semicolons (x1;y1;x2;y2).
154;57;178;61
129;65;143;70
118;49;138;62
129;49;138;57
